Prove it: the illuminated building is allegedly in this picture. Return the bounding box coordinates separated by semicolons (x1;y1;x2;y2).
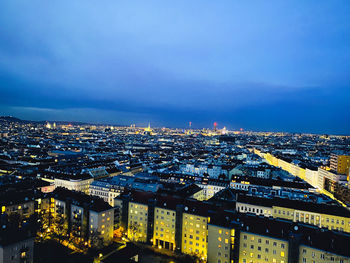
318;168;347;192
153;206;176;250
181;212;208;259
115;189;350;262
330;153;350;179
54;177;93;194
53;187;114;245
128;202;149;242
232;193;350;233
207;224;236;263
89;209;114;244
239;232;288;263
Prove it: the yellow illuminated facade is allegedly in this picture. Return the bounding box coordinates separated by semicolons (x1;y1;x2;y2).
128;202;148;242
153;207;176;250
330;154;350;177
239;232;288;263
191;189;207;201
236;202;272;217
207;224;235;263
299;245;349;263
181;213;208;259
273;206;350;233
258;150;319;188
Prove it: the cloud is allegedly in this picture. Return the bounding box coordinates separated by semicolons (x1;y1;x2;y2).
0;0;349;133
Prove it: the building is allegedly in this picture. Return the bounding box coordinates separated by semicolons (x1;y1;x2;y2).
330;153;350;179
54;176;93;194
153;206;177;250
181;208;208;259
52;187;114;245
318;168;347;192
207;222;236;263
90;174;161;206
115;188;350;262
128;201;149;242
0;236;34;263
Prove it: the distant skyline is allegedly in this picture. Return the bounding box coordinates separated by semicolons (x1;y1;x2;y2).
1;1;350;134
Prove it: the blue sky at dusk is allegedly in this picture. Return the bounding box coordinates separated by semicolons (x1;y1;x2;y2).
0;1;349;134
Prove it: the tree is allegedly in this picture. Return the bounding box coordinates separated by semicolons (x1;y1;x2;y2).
90;230;104;249
128;222;141;241
51;214;69;244
36;211;54;242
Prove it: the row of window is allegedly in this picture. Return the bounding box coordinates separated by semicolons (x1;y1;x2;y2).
238;205;271;215
243;235;285;248
241;254;285;263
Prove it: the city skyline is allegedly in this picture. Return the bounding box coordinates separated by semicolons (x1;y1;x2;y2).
1;1;350;134
1;115;350;137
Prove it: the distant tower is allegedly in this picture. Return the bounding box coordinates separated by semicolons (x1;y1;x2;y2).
144;122;152;132
189;121;192;129
214;122;218;131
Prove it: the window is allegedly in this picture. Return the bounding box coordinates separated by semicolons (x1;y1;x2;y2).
20;252;26;259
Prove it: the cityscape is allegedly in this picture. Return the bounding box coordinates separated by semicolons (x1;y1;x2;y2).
0;117;349;262
1;0;350;263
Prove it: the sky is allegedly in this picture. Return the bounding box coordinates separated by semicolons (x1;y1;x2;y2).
0;1;350;134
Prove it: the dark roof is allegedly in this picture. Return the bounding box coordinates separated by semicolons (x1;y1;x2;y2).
273;197;350;217
52;187;112;212
299;226;350;257
101;243;140;263
176;184;203;198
